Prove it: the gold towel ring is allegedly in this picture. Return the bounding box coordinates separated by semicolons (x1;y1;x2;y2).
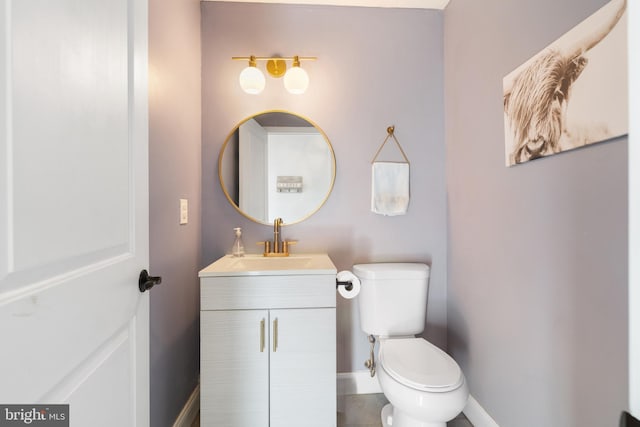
371;125;410;164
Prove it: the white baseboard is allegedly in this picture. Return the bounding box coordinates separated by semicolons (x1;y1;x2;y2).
172;383;200;427
463;395;500;427
337;372;499;427
337;370;382;395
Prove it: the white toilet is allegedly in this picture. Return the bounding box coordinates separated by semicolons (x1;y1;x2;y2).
353;263;468;427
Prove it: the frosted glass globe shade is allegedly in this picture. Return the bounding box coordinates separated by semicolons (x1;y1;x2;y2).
284;66;309;94
239;66;265;94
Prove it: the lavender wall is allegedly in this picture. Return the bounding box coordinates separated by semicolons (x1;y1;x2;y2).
201;2;446;372
149;0;202;424
444;1;628;425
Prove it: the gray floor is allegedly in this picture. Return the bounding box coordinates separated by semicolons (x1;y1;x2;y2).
338;393;473;427
193;393;473;427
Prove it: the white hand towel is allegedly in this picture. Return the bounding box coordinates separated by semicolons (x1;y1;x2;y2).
371;161;410;216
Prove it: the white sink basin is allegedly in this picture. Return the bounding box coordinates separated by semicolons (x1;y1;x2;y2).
199;253;336;277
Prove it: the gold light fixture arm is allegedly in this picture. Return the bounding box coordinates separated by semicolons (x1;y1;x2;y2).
266;59;287;78
232;56;317;78
231;56;317;61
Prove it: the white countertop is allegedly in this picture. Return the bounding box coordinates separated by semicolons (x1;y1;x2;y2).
199;253;337;277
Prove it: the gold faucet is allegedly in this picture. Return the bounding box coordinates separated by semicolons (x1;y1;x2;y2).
273;217;283;252
258;217;296;256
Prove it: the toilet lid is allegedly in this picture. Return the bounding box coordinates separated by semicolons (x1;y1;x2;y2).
380;338;463;392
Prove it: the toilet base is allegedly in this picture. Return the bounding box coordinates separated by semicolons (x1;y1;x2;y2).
381;403;392;427
380;403;446;427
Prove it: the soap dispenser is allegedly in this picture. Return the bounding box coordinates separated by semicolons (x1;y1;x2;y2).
231;227;245;257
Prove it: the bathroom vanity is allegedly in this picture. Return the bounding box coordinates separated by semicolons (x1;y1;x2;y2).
199;254;337;427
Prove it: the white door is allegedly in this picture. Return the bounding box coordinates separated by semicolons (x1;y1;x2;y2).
0;0;149;426
239;118;268;222
630;0;640;417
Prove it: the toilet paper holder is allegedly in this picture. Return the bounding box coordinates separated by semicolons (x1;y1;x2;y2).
335;279;354;291
336;271;361;300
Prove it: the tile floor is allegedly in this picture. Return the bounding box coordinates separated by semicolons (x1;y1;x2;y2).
337;393;473;427
193;393;473;427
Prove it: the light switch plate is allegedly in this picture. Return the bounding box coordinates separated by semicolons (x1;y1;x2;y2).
179;199;188;225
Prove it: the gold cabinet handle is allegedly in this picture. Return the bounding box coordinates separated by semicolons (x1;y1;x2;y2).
273;317;278;352
260;318;265;352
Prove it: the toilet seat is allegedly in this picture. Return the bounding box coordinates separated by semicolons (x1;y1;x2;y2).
379;338;464;393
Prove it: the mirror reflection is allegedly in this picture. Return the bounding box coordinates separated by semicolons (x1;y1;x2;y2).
219;111;336;225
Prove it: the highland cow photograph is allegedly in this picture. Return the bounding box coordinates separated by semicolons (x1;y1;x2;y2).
503;0;627;166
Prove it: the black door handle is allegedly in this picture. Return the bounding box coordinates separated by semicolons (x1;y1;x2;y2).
139;269;162;293
620;411;640;427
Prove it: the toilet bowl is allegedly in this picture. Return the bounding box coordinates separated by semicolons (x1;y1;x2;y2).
353;263;468;427
377;337;468;427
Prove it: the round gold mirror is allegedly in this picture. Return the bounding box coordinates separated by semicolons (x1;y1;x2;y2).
218;110;336;225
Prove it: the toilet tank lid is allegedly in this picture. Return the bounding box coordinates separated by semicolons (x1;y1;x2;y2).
352;263;430;280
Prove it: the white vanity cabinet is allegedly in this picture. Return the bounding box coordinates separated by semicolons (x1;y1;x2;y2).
199;254;337;427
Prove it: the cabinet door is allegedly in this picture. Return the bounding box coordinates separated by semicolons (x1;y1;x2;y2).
270;308;337;427
201;310;269;427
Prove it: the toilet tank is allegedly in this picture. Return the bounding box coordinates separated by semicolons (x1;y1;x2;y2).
353;263;430;337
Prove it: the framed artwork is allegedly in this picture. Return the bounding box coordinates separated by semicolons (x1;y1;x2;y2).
503;0;627;166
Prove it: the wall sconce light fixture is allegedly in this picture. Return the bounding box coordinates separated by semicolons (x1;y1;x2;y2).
232;55;317;95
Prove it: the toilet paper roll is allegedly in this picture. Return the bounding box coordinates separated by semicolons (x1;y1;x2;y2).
336;270;361;299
